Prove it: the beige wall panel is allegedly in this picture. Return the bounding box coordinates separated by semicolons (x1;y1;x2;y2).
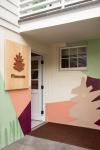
70;77;100;130
5;40;29;90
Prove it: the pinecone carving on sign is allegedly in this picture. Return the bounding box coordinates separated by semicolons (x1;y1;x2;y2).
13;52;25;72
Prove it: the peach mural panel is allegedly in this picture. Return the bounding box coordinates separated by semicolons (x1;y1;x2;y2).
9;88;31;117
46;101;76;124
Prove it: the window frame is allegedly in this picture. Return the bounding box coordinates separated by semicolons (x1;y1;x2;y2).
59;45;87;71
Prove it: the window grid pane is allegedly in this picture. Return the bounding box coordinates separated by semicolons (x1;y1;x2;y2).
60;46;87;69
61;59;69;68
61;49;70;68
70;58;77;68
69;48;78;68
78;47;87;57
78;56;87;67
70;48;77;58
77;46;87;67
61;49;69;58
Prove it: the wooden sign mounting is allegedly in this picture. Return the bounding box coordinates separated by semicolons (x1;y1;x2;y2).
4;40;29;90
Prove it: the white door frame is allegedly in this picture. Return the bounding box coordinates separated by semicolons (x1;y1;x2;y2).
31;51;45;122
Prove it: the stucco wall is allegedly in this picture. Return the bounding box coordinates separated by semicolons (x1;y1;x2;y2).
45;39;100;130
0;26;48;149
0;25;100;148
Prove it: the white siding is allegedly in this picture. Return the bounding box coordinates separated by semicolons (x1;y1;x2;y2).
20;2;100;32
0;0;19;32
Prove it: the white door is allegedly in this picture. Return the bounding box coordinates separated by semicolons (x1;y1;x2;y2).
31;56;44;121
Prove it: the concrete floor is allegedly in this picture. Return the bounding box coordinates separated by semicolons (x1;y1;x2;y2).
2;135;90;150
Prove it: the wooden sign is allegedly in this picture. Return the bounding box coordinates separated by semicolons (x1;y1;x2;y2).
4;40;29;90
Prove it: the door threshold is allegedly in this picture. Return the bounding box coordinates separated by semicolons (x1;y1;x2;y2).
31;121;47;131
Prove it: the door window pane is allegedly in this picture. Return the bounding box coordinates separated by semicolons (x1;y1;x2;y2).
31;71;38;79
31;60;38;69
31;80;38;89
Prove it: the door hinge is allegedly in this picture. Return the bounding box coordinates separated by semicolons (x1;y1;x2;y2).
41;110;44;115
41;60;44;64
41;85;44;89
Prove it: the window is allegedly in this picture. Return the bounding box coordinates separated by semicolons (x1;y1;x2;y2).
60;46;87;70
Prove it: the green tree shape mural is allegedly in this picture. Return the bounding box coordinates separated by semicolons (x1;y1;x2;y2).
0;74;23;149
70;77;100;129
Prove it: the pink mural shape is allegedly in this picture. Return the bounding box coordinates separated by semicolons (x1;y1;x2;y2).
8;88;31;117
18;102;31;135
86;76;100;101
97;107;100;109
86;76;100;126
46;101;76;125
95;119;100;126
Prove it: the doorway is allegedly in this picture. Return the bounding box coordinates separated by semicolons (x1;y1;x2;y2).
31;52;45;129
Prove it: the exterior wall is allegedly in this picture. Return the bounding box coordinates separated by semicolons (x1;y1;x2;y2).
1;0;100;149
0;0;19;32
0;26;48;149
45;39;100;130
20;2;100;32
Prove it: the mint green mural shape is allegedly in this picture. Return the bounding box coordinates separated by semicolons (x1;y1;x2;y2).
0;74;24;149
82;39;100;78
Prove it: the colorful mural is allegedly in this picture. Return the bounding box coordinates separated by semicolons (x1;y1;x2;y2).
46;39;100;130
0;73;22;149
46;101;76;124
70;77;100;129
0;73;31;149
0;40;31;149
0;76;31;148
9;89;31;135
1;38;100;149
86;76;100;126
